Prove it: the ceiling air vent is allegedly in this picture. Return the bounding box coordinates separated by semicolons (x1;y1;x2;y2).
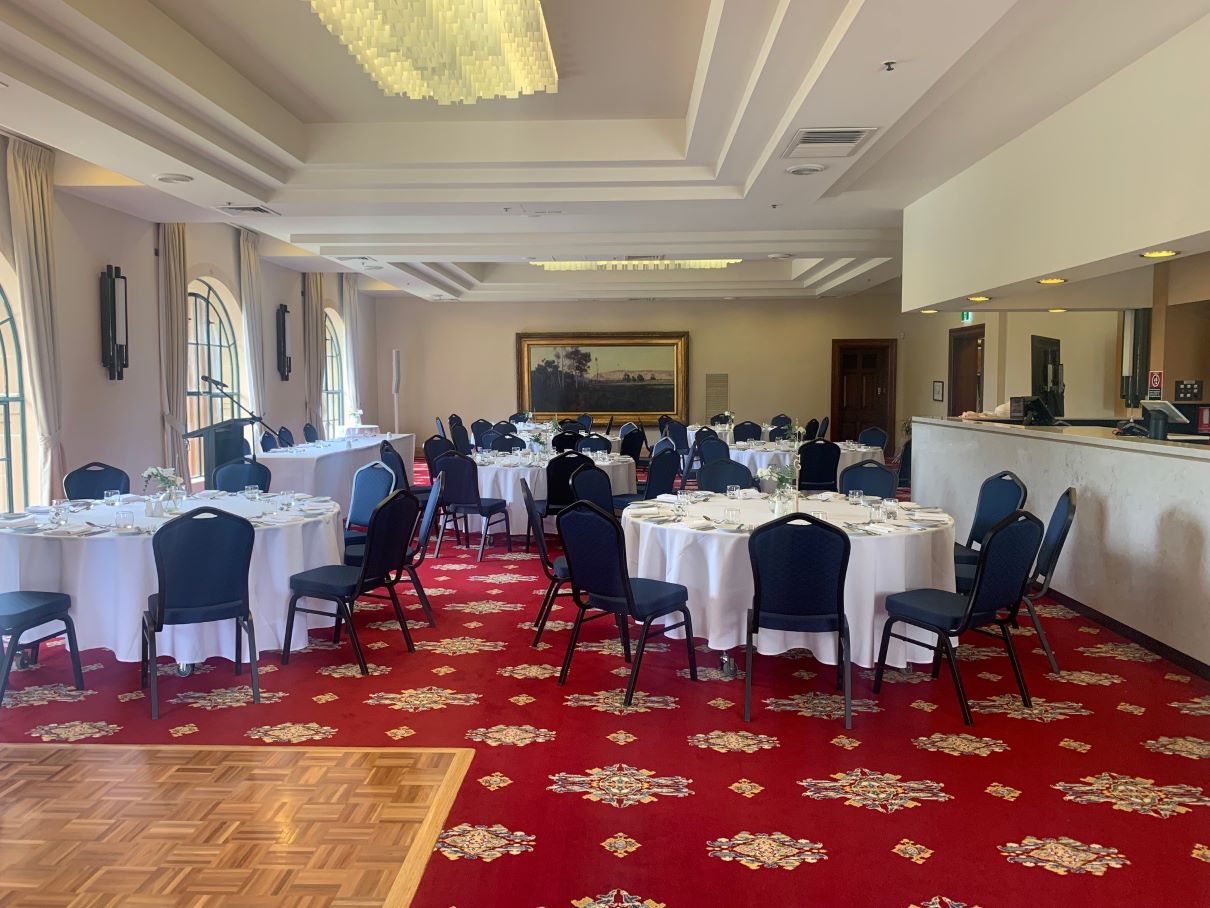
217;204;280;216
782;128;876;159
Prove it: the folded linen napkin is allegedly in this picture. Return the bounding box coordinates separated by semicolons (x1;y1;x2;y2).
735;489;762;500
908;513;949;522
42;524;95;537
863;523;899;535
809;492;842;501
683;518;714;530
117;494;145;504
1;515;37;529
655;494;680;504
192;489;226;499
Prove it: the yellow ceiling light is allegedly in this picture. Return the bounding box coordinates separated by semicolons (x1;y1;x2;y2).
1140;249;1179;258
1048;308;1068;313
1037;277;1067;285
966;295;991;302
531;259;742;272
920;309;939;315
306;0;558;105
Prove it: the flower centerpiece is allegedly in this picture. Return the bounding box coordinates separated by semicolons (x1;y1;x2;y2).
723;409;734;426
141;466;183;494
349;408;364;426
755;464;795;491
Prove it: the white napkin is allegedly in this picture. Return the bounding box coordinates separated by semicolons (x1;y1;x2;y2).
655;494;680;504
259;513;303;525
1;515;37;529
864;523;899;535
117;494;145;504
42;524;94;537
683;518;714;530
735;489;762;500
809;492;842;501
193;489;225;499
909;513;949;523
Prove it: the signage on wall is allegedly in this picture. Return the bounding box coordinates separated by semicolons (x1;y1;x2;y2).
960;311;972;324
1147;370;1163;400
1199;406;1210;434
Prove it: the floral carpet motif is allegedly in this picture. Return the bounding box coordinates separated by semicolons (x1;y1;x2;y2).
1053;772;1210;818
496;663;560;679
416;636;507;656
571;889;665;908
315;662;391;677
167;685;287;709
761;691;883;719
2;683;95;708
1076;642;1161;662
563;689;679;716
997;835;1130;876
687;729;779;753
797;767;952;813
27;720;120;742
363;687;481;712
243;722;335;743
465;724;556;747
967;694;1091;722
548;763;693;808
1143;736;1210;760
1169;695;1210;716
434;823;534;862
1045;669;1125;686
706;831;828;870
912;732;1009;756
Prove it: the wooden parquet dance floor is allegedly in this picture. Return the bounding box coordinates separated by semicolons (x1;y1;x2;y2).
0;744;472;907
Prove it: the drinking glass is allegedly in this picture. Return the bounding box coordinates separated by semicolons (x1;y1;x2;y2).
103;489;121;507
724;507;740;524
811;510;827;521
279;492;295;512
847;489;863;505
115;509;135;530
870;502;886;523
244;485;261;500
725;484;740;499
882;498;899;519
50;498;68;527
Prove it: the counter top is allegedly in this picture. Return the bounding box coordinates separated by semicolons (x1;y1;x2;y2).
913;417;1210;462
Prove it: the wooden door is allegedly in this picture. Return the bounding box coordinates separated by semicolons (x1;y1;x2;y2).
948;325;985;416
830;340;896;450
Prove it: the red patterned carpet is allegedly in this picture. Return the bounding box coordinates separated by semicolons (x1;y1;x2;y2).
1;475;1208;906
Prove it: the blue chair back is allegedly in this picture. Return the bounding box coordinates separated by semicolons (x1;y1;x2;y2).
664;419;689;451
470;419;493;448
1033;488;1076;593
710;413;730;426
897;439;912;489
571;464;615;512
491;433;526;452
552;431;582;452
576;433;611;454
804;418;820;439
749;514;850;632
260;431;278;452
619;428;645;461
619;422;638;438
214;460;271;493
348;461;396;529
839;459;897;498
380;440;410;491
423;434;455;476
64;462;130;498
150;508;254;629
520;478;557;575
436;416;447;439
604;416;615;435
733;421;762;443
449;413;463;428
546;452;592;509
451;423;473;455
576;414;593;430
968;471;1028;548
694;426;718;443
508;413;528;424
699;436;729;464
277;427;295;447
650;436;677;459
303;423;319;443
493;421;517;436
798;440;841;490
242;437;252;456
643;449;681;498
817;416;830;439
557;501;632;611
768;425;790;442
698;459;754;493
359;491;420;587
560;419;582;431
658;415;672;433
857;426;888;450
407;473;444;567
770;413;792;427
434;452;480;509
965;511;1044;627
481;430;501;449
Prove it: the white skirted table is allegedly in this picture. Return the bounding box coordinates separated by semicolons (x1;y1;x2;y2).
257;433;414;507
0;495;345;663
621;494;954;668
732;442;885;485
687;424;777;446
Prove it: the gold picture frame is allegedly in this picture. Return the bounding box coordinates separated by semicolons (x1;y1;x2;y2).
516;332;688;424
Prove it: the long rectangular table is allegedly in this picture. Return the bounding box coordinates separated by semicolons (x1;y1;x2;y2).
257;434;414;508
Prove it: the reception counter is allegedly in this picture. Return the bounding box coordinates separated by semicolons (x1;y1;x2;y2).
912;417;1210;666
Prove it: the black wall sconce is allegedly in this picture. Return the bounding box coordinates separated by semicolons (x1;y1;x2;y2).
276;303;292;380
100;264;128;380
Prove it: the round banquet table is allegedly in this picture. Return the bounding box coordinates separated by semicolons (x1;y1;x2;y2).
621;494;954;668
0;495;345;663
466;454;638;533
688;424;777;446
731;442;885;485
257;433;414;509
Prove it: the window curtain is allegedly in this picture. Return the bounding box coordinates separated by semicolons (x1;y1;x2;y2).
5;138;65;501
340;272;362;416
156;223;192;490
302;272;325;439
238;228;267;417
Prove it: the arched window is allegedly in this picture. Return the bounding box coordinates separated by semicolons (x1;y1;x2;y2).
322;312;345;438
0;284;28;511
186;279;242;479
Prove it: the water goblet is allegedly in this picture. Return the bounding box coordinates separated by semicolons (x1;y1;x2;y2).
847;489;863;505
244;485;261;500
115;509;135;530
103;489;121;507
279;491;295;513
726;484;740;499
724;507;741;524
882;498;898;519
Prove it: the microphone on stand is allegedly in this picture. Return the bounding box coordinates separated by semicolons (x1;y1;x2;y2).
200;375;229;389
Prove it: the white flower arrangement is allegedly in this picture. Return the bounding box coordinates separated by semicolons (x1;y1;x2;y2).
755;463;795;489
142;466;183;493
349;408;364;425
723;409;734;424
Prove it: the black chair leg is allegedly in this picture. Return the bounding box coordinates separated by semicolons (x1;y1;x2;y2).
558;608;586;685
624;620;652;706
0;628;22;706
61;615;83;691
139;621;149;689
147;627;160;720
841;625;852;730
872;620;894;692
940;636;973;726
931;640;944;678
1025;596;1060;674
387;585;416;653
504;513;512;552
242;616;261;704
434;515;447;558
281;594;299;664
339;599;368;675
615;614;632;663
682;609;697;679
407;567;436;628
743;617;755;722
531;580;559;646
1000;622;1032;708
476;516;489;562
234;617;243;676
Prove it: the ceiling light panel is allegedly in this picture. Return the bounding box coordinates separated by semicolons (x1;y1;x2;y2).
531;260;742;272
306;0;558;105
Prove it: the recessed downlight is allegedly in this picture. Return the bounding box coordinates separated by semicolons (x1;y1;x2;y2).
1037;277;1067;285
767;253;792;260
966;295;991;302
785;163;826;176
155;173;193;184
1140;249;1179;258
920;309;939;315
1048;308;1068;313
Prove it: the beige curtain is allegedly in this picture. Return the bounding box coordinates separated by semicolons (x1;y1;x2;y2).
156;223;192;489
238;228;267;418
6;138;65;501
340;272;362;415
302;272;325;438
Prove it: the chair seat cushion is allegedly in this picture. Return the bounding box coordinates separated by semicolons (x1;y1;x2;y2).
146;593;247;626
886;588;971;632
0;591;70;630
533;499;548;516
954;542;978;566
290;564;362;598
756;610;840;634
613;494;642;510
345;528;367;547
344;544;365;567
587;577;687;619
450;498;507;517
553;555;570;580
954;562;976;595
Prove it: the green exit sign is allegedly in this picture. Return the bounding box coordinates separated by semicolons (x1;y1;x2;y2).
960;311;972;324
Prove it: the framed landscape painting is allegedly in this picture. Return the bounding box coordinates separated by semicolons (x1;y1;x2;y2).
517;332;688;423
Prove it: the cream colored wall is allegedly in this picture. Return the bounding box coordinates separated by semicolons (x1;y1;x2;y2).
374;294;907;442
1002;312;1121;417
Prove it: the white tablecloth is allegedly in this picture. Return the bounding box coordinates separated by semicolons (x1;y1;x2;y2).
621;495;955;668
257;433;414;508
732;443;884;485
465;455;638;533
340;423;380;438
0;496;345;663
688;424;776;446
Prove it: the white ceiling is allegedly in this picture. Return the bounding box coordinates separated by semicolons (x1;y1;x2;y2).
2;0;1207;303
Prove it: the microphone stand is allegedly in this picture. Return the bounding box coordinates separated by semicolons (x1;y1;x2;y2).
200;377;271;463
